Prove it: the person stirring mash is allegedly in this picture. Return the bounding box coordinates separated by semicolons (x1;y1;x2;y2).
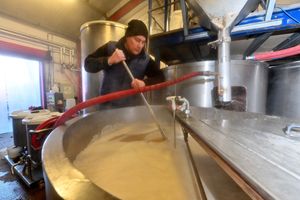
84;19;165;109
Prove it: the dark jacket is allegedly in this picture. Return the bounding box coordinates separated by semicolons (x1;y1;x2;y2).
84;37;165;109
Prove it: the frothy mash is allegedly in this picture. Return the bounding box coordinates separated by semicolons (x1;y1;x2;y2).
73;122;198;200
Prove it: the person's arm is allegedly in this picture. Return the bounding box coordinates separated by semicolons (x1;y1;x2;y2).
144;58;165;85
84;43;111;73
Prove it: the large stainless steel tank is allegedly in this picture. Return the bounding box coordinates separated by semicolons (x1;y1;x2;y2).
42;106;256;200
80;20;126;113
267;61;300;119
153;60;269;113
42;106;187;200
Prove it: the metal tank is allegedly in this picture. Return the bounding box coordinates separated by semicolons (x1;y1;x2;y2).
267;61;300;119
80;20;126;113
153;60;269;113
42;106;194;200
10;110;31;148
42;106;260;200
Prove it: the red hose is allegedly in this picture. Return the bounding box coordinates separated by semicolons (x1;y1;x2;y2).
35;116;59;130
36;71;209;129
252;44;300;61
33;116;60;150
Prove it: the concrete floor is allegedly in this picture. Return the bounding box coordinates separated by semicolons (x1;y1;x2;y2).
0;132;46;200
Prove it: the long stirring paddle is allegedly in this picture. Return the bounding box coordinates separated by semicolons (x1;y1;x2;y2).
122;60;166;139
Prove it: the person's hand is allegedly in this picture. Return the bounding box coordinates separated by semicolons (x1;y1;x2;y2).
131;78;145;89
108;48;126;65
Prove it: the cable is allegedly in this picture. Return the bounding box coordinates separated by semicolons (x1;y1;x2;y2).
276;6;300;23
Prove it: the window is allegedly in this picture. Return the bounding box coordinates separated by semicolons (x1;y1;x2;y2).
0;54;42;134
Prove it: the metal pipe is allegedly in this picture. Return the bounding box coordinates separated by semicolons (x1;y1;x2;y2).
179;0;189;37
217;28;232;102
182;128;207;200
148;0;153;35
166;96;177;148
164;0;170;32
122;61;167;139
69;49;73;66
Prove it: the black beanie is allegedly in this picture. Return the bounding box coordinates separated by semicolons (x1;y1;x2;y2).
125;19;148;39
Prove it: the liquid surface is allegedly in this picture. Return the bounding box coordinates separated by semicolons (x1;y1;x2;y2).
73;123;198;200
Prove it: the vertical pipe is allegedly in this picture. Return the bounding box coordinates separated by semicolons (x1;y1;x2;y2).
217;28;232;102
164;0;170;32
179;0;189;37
148;0;152;35
60;47;64;66
147;0;152;52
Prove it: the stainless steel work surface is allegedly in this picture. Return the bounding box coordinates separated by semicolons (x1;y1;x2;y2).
177;108;300;200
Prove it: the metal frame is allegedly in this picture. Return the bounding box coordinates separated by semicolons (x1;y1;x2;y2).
265;0;276;21
150;3;300;46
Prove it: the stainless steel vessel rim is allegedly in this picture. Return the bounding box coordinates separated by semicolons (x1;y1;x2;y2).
164;60;269;70
42;106;175;199
80;20;127;32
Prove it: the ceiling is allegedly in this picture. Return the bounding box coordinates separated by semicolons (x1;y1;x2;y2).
0;0;296;42
0;0;155;42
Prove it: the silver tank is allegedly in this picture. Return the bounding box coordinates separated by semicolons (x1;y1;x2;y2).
80;20;126;113
42;106;259;199
152;60;269;113
42;106;182;200
267;61;300;119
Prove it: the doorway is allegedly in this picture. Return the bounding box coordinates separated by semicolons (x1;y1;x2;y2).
0;54;42;134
